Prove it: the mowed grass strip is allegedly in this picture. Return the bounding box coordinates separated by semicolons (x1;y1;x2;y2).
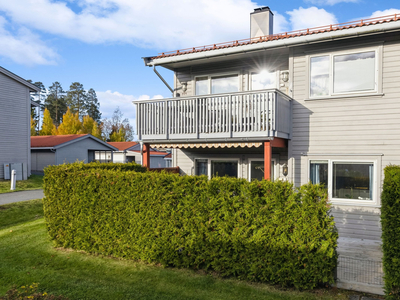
0;175;43;194
0;200;349;300
0;199;44;230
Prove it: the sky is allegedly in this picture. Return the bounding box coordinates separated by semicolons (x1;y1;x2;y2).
0;0;399;134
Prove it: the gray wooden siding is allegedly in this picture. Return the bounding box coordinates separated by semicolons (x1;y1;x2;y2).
0;72;30;180
55;138;113;165
289;34;400;240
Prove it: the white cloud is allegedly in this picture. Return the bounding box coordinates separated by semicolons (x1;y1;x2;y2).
97;90;164;135
366;9;400;19
273;11;290;33
0;0;260;50
305;0;359;5
286;7;338;31
0;16;58;66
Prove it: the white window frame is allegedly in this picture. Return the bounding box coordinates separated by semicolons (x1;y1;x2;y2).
249;70;279;91
194;157;241;179
308;46;382;99
308;159;378;206
194;72;241;96
248;158;277;181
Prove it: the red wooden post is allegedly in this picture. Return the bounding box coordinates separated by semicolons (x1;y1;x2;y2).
142;143;150;168
264;141;272;180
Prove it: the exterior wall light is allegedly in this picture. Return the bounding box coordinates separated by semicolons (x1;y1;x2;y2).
181;82;187;92
282;164;288;177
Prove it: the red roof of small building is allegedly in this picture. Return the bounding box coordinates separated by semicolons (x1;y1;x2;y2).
108;141;138;151
31;134;87;148
152;13;400;59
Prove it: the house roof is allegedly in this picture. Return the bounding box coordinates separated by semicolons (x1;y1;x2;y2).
31;134;118;151
0;66;41;92
144;13;400;66
108;141;138;151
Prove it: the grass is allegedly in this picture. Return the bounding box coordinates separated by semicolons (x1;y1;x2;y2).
0;200;374;300
0;174;43;194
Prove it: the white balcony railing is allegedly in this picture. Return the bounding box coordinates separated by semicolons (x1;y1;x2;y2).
135;89;292;142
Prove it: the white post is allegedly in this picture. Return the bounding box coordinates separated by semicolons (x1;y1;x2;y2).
10;169;16;190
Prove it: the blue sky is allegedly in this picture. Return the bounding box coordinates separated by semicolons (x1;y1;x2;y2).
0;0;399;132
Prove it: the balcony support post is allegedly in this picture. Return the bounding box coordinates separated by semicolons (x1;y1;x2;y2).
142;143;151;168
264;140;272;181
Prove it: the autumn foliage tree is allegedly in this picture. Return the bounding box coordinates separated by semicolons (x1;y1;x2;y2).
40;108;56;135
101;107;134;142
56;107;82;135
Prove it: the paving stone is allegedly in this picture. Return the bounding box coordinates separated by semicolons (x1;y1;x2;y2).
349;295;360;300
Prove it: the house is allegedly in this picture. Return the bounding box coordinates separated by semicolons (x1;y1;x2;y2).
135;7;400;294
107;141;171;168
0;66;41;180
31;134;118;173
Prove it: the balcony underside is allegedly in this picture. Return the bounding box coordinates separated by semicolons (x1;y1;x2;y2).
135;89;292;143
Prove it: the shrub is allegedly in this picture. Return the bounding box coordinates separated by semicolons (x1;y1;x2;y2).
381;165;400;299
43;163;337;290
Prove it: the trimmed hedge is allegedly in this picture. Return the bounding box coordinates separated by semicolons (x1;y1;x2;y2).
381;165;400;299
48;161;148;173
43;163;337;289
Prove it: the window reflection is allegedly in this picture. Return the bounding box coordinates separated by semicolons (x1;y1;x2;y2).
310;56;329;97
252;71;276;90
211;75;239;94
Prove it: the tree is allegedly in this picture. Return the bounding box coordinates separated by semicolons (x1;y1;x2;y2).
56;107;82;135
30;116;37;136
101;107;134;142
91;121;102;139
86;88;101;123
40;108;56;136
66;82;87;119
45;82;67;126
28;81;46;132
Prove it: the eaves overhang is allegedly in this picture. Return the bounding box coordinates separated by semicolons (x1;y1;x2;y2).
144;16;400;69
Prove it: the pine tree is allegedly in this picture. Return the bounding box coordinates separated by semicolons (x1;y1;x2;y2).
66;82;87;119
86;88;101;123
56;107;82;135
45;82;67;126
40;108;56;136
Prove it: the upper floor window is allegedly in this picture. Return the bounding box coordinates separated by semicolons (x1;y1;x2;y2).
251;71;276;90
310;50;377;98
195;74;239;95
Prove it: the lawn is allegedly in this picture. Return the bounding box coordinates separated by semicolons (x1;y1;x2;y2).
0;175;43;194
0;200;366;300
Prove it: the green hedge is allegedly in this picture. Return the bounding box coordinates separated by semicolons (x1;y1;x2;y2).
381;165;400;299
43;163;337;289
44;161;148;173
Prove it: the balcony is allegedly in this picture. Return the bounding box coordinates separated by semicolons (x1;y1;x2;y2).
135;89;292;143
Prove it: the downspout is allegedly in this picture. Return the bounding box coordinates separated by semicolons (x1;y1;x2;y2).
153;66;174;97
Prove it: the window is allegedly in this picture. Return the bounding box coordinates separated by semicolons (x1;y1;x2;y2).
249;159;276;181
333;162;373;200
195;159;208;176
195;74;239;95
309;159;375;202
310;160;328;187
251;71;276;90
310;50;377;98
211;161;238;178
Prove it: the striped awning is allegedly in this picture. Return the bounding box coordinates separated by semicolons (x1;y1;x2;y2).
150;142;263;149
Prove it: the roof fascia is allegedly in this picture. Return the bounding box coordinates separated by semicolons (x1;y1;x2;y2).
0;66;41;92
145;21;400;68
31;147;55;150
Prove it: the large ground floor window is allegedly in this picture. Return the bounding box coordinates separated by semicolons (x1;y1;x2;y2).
249;159;276;181
195;158;239;178
309;159;375;202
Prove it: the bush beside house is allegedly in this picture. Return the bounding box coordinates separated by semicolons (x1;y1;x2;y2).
381;165;400;299
43;163;338;290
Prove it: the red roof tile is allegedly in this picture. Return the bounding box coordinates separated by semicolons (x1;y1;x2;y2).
152;13;400;59
108;141;138;151
31;134;88;148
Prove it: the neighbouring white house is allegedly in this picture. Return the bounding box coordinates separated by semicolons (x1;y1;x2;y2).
135;7;400;294
107;141;171;168
0;66;41;180
31;134;118;173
